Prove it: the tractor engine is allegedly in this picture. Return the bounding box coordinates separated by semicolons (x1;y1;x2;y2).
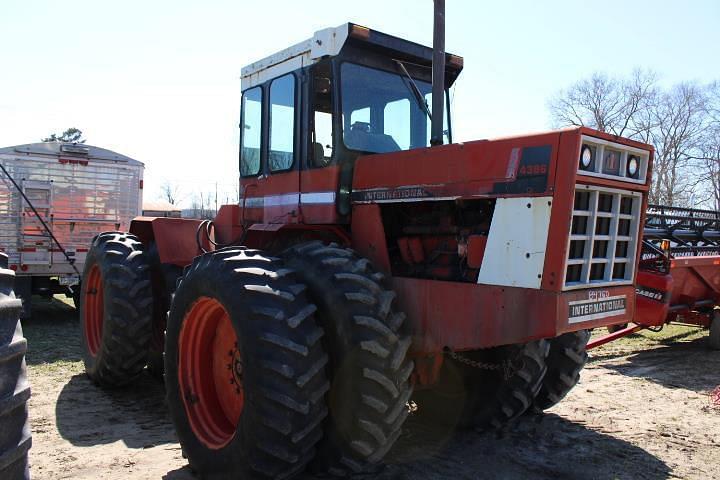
381;199;494;282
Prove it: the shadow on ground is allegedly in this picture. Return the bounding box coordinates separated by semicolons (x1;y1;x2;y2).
55;372;176;449
23;296;82;365
601;337;720;393
161;411;671;480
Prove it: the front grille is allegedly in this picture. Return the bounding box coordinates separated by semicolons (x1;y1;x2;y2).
564;184;642;290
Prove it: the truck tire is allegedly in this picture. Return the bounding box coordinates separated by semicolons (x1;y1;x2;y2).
0;255;31;480
165;248;329;479
283;242;413;476
532;330;590;411
710;311;720;350
80;232;154;387
146;243;182;380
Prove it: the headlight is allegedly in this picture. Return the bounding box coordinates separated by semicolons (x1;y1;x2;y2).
580;144;594;170
627;155;639;178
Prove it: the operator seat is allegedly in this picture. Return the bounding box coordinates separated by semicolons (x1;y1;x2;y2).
345;121;401;153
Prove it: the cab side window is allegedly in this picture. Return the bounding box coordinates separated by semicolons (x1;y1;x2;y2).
269;74;296;172
240;87;262;177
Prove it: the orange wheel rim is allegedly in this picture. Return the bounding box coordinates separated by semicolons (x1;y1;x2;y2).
83;264;104;356
178;297;243;449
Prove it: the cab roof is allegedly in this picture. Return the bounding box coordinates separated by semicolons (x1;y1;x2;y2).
240;22;464;90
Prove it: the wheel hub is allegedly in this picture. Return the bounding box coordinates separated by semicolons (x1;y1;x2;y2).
228;343;243;394
178;296;243;450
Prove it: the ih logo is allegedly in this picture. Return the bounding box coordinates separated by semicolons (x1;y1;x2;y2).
604;151;619;171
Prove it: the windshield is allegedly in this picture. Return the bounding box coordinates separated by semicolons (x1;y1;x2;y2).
341;63;449;154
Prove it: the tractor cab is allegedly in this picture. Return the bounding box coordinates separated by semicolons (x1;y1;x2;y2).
238;23;463;221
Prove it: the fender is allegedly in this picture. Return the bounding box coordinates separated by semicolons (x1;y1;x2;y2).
131;212;351;268
130;217;206;267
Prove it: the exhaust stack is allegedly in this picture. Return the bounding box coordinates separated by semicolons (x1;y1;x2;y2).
430;0;446;146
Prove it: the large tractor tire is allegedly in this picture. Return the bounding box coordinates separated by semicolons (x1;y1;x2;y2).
283;242;413;476
0;254;31;480
709;311;720;350
461;340;549;429
80;232;154;387
146;243;182;380
165;248;329;479
422;340;549;430
532;330;590;411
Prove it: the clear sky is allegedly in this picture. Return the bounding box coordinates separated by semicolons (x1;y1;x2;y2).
1;0;718;206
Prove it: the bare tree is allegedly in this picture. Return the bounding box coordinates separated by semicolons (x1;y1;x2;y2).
548;69;657;140
188;191;216;219
549;71;720;208
699;126;720;210
160;181;181;205
696;84;720;209
648;83;712;206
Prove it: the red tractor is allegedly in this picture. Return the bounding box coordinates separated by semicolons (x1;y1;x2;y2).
79;5;654;479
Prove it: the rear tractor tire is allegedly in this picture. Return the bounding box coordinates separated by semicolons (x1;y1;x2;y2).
532;330;590;411
283;241;414;476
165;248;329;479
80;232;154;387
709;311;720;350
0;254;31;480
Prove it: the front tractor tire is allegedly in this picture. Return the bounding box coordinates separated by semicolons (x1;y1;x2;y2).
461;340;549;429
80;232;154;387
283;242;414;476
165;248;329;479
424;340;549;430
532;330;590;411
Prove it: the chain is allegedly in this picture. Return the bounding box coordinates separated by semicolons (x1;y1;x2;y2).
445;350;521;380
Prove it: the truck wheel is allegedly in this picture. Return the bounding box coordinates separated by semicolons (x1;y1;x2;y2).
462;340;550;428
80;232;154;387
283;242;413;476
0;255;31;480
710;311;720;350
165;248;329;479
532;330;590;411
146;243;182;380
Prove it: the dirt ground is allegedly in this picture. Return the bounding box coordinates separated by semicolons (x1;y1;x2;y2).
23;297;720;480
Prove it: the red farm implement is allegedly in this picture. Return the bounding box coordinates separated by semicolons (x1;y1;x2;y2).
588;204;720;350
77;3;657;479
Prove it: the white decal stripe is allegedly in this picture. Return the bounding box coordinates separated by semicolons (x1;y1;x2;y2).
244;191;335;208
300;191;336;204
263;193;300;207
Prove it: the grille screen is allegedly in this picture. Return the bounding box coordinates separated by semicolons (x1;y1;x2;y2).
564;185;641;290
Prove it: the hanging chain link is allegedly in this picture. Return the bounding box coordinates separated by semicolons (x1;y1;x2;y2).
445;350;522;380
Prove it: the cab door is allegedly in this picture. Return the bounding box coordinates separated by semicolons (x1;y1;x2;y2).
240;73;300;224
300;61;341;224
